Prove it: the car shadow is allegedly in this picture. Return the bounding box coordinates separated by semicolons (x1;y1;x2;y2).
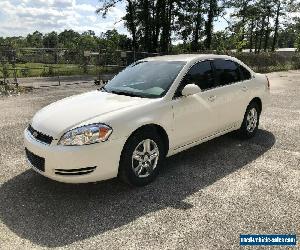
0;129;275;247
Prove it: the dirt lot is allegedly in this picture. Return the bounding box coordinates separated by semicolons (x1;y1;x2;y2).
0;71;299;250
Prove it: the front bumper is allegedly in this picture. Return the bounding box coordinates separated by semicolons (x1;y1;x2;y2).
24;129;127;183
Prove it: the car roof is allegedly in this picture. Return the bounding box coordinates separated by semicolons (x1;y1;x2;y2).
144;54;234;62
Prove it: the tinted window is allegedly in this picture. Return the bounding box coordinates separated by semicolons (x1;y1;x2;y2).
214;59;241;86
183;61;215;91
239;64;251;80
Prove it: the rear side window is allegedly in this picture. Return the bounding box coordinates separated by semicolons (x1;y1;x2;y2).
213;59;241;86
184;61;215;91
239;64;252;80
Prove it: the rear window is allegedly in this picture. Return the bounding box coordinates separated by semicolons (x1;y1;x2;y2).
239;64;252;80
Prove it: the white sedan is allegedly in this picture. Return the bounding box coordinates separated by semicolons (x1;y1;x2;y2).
24;54;270;186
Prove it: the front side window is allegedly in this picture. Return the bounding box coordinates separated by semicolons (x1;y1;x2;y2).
176;61;215;96
185;61;215;90
104;61;186;98
213;59;241;86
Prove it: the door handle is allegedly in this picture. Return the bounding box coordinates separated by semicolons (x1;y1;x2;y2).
208;95;216;102
241;86;248;92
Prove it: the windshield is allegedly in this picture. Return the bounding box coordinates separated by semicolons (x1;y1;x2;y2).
104;60;186;98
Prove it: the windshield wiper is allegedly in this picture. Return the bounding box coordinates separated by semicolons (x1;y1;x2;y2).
99;87;140;97
110;90;140;97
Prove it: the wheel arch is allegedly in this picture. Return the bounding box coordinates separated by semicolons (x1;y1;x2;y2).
124;123;170;156
117;123;170;179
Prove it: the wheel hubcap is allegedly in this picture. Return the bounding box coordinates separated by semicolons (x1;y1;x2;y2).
246;108;258;133
132;139;159;178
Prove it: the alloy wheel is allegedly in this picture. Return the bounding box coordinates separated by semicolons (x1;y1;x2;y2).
131;139;159;178
246;108;258;133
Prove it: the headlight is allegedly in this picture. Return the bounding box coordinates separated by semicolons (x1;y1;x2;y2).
58;123;113;146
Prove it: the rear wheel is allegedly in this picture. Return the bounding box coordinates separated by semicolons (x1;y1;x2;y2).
118;128;165;186
239;102;260;139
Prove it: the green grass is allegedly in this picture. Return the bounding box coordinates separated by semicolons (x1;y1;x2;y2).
0;63;107;78
1;53;299;79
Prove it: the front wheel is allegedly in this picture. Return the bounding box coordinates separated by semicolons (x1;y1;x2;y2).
239;102;260;139
118;128;165;186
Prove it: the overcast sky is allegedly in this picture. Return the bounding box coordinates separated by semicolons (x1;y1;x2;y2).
0;0;229;38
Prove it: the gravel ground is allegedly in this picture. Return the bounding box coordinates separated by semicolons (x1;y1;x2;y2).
0;71;299;250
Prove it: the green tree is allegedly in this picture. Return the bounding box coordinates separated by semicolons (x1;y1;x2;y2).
58;29;81;49
97;0;179;53
43;32;59;48
78;34;98;51
269;0;298;51
26;31;43;47
204;0;218;50
103;29;131;49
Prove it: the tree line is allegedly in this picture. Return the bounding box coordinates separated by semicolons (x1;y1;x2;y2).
0;29;132;53
0;0;299;55
97;0;300;53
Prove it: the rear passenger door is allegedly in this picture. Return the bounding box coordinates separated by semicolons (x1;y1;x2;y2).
209;59;250;131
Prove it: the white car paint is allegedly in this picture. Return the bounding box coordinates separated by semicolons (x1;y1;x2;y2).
24;54;270;183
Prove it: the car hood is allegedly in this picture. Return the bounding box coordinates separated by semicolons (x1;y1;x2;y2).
31;90;151;138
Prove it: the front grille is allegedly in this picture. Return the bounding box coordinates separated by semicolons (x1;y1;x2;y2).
55;166;96;176
25;148;45;172
28;125;53;145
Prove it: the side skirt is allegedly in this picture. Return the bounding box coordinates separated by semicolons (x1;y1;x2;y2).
167;125;239;157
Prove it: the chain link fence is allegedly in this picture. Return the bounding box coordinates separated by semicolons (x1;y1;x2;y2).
1;45;300;87
0;46;162;86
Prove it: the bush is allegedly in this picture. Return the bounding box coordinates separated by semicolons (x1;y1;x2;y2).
80;62;88;74
232;52;300;73
20;67;30;77
0;63;10;79
48;66;55;76
41;65;55;77
295;34;300;52
291;54;300;69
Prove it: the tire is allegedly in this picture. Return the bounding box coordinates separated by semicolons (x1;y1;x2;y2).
239;102;260;139
118;127;165;186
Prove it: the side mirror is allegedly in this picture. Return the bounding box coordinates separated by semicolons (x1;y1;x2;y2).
181;84;201;97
